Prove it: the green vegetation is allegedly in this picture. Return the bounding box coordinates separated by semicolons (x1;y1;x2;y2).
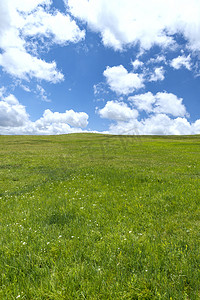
0;133;200;299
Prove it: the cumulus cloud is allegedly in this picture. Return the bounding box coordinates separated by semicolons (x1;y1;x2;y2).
139;114;192;135
129;92;187;117
149;67;165;82
67;0;200;52
132;59;144;70
11;0;51;13
0;91;89;135
154;92;187;117
0;122;86;135
98;100;138;121
0;48;64;82
37;109;88;128
103;65;144;95
192;119;200;133
170;55;192;70
67;0;173;50
98;90;198;135
108;120;140;135
0;0;84;82
0;93;29;127
23;7;85;45
102;114;200;136
103;63;167;96
129;92;156;113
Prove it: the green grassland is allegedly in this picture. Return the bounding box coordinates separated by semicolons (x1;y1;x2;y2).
0;134;200;299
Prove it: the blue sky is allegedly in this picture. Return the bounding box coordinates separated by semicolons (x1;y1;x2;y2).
0;0;200;135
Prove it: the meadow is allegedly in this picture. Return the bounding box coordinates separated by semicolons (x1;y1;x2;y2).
0;133;199;299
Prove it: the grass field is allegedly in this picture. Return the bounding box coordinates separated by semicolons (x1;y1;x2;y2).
0;133;200;299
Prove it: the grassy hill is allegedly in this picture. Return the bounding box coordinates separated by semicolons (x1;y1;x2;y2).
0;134;200;299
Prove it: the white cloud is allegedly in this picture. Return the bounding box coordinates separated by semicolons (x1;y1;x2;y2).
147;55;167;65
93;82;108;95
108;120;140;135
67;0;200;52
37;109;88;128
0;94;29;127
99;90;197;135
0;91;89;134
101;28;122;50
171;117;195;135
149;67;165;82
1;90;199;136
21;85;31;92
0;122;86;135
103;65;144;95
67;0;173;50
132;59;144;70
36;85;50;102
103;62;166;98
0;0;84;82
98;100;138;121
130;91;187;117
13;0;51;13
129;92;156;113
192;119;200;133
140;114;192;135
104;114;200;135
170;55;192;70
23;8;85;45
0;48;64;83
154;92;187;117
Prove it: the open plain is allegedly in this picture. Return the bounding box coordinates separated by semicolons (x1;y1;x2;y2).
0;134;200;299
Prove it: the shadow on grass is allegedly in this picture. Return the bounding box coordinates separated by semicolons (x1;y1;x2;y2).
48;212;76;226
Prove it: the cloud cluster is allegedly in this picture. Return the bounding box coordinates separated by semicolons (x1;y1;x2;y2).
98;51;199;135
101;47;194;103
0;0;84;82
23;7;85;45
68;0;200;52
102;113;200;136
103;64;167;96
129;92;187;117
0;90;88;135
98;91;200;135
